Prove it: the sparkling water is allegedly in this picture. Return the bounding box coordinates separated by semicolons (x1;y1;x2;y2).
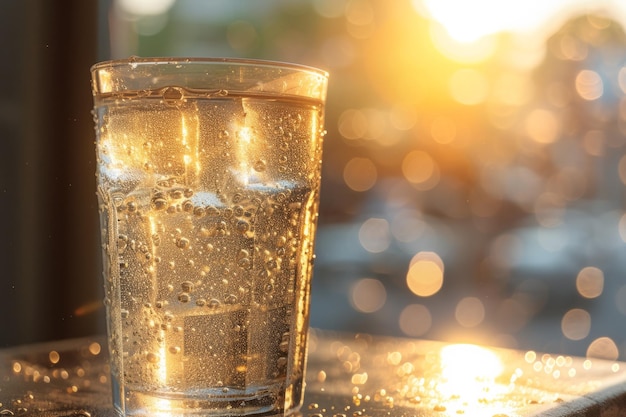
94;89;324;415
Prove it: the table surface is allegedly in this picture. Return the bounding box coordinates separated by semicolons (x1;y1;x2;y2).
2;330;626;416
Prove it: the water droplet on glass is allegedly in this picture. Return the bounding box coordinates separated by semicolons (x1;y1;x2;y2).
178;292;190;303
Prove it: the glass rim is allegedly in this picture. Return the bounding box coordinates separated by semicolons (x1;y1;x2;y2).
91;56;329;78
91;56;329;102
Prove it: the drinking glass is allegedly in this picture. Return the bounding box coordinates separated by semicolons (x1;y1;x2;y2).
91;57;328;416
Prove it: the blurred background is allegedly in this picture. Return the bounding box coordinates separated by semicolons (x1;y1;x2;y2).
2;0;626;361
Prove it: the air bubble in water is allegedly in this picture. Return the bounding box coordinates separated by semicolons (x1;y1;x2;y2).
178;292;190;303
253;159;267;172
146;352;159;363
238;257;251;269
117;235;128;251
181;281;194;292
236;220;250;233
152;197;167;210
176;238;190;249
162;87;184;106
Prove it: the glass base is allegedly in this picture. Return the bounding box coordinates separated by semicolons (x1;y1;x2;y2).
114;381;303;416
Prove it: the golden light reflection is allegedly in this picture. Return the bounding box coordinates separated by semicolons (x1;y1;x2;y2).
406;251;444;297
418;0;512;43
427;21;498;63
236;126;253;185
438;344;504;399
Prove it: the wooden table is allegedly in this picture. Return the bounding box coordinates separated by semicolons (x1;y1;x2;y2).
2;329;626;416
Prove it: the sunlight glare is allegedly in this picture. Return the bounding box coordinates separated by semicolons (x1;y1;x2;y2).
417;0;572;43
439;344;504;399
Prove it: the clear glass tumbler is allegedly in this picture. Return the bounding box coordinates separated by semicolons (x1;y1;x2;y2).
91;57;328;416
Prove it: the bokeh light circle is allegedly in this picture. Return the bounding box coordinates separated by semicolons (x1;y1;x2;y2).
455;297;485;327
398;304;432;337
350;278;387;313
561;308;591;341
576;266;604;299
406;252;444;297
587;337;619;361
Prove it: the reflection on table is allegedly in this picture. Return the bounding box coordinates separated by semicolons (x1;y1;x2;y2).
2;329;626;416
